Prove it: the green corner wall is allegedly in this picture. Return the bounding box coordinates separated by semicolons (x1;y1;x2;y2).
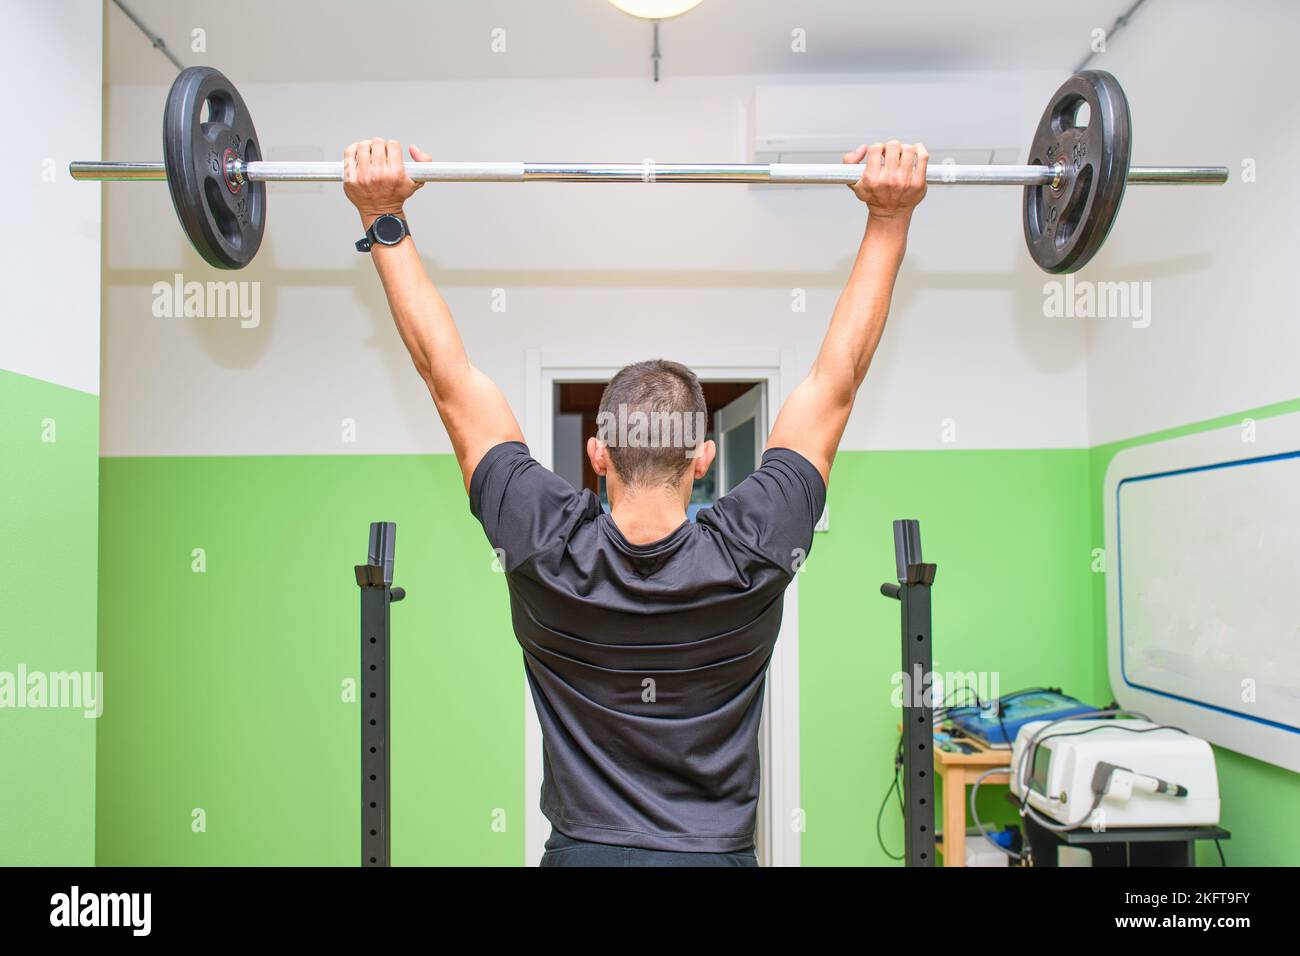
0;369;99;865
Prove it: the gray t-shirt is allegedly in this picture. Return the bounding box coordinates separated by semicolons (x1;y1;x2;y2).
470;441;825;852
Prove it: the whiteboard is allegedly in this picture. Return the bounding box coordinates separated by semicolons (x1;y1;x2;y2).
1105;415;1300;773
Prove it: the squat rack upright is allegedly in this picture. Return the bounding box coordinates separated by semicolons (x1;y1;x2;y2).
880;519;938;867
354;522;405;867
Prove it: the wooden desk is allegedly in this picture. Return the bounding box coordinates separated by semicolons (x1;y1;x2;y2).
934;741;1011;867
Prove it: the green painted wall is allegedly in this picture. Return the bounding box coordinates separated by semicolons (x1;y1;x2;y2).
0;369;99;865
1088;397;1300;867
97;448;1097;866
799;449;1096;865
94;424;1300;867
95;455;522;865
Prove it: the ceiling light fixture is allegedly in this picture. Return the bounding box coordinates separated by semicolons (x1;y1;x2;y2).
608;1;703;19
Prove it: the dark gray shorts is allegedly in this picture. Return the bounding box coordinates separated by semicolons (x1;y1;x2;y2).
540;831;759;868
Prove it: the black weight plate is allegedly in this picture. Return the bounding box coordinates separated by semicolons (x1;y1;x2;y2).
163;67;265;270
1023;71;1131;274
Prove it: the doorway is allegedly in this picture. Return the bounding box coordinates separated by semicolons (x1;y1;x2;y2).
551;380;767;510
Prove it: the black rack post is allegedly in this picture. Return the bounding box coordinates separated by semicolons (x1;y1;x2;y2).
354;522;405;867
879;519;937;867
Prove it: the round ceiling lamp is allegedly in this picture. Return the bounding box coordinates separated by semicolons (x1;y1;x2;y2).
608;0;704;20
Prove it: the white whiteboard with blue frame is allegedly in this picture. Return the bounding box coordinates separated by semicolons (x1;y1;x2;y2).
1104;412;1300;774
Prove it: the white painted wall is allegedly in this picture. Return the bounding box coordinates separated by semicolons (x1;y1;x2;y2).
1084;0;1300;443
2;0;102;394
102;71;1088;456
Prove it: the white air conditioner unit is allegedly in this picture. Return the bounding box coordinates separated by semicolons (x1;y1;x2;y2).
749;73;1060;182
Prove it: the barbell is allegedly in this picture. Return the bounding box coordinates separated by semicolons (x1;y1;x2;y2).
71;66;1227;273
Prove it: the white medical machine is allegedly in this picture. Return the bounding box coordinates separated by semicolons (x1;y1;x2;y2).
1009;718;1221;829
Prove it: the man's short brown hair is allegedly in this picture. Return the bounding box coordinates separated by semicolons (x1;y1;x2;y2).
596;359;707;489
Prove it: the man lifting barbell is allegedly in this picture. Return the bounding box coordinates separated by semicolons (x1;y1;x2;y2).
341;134;928;866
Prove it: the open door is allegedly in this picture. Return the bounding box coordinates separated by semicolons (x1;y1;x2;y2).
713;385;766;496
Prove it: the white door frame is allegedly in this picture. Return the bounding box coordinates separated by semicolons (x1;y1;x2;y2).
523;348;803;867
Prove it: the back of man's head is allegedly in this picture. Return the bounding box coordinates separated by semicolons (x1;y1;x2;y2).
596;359;707;490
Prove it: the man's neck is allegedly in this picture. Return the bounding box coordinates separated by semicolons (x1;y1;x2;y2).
609;491;688;546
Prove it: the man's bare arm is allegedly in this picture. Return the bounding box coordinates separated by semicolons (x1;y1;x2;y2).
767;140;928;486
344;138;523;492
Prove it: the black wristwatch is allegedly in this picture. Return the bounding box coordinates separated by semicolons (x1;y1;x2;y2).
356;214;411;252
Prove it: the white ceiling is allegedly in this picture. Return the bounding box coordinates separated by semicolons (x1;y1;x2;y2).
107;0;1144;86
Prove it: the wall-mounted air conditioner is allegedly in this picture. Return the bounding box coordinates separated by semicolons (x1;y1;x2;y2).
749;73;1062;183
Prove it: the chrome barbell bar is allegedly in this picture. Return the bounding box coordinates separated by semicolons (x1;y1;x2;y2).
68;159;1229;186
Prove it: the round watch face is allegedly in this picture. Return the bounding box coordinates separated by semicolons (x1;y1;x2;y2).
373;215;405;245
